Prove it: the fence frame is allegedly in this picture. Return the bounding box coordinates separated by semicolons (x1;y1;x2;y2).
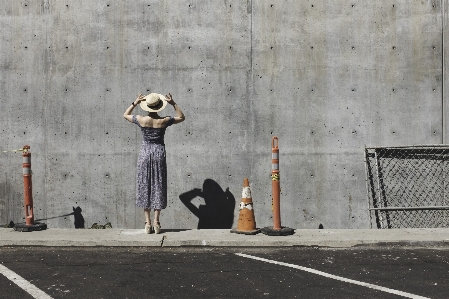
364;145;449;228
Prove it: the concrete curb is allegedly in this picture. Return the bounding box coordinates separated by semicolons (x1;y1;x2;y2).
1;228;448;248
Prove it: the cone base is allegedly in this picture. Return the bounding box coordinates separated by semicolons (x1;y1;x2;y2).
261;226;295;236
230;228;261;235
13;222;47;232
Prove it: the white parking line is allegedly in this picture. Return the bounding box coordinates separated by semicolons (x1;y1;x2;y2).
236;253;429;299
0;264;53;299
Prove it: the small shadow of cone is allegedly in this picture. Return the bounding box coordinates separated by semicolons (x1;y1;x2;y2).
230;178;260;235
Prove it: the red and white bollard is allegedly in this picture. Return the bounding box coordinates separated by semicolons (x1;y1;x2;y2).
14;145;47;232
22;145;34;226
262;137;294;236
271;137;281;230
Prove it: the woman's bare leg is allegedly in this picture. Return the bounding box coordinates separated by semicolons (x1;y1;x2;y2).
154;209;161;224
144;209;151;224
153;209;161;233
144;209;152;234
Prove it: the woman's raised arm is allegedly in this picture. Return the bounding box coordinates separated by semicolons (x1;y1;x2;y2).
165;93;185;124
123;94;144;123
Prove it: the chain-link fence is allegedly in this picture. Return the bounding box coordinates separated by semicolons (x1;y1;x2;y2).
364;145;449;228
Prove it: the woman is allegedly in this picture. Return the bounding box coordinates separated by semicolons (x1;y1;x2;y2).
123;92;185;234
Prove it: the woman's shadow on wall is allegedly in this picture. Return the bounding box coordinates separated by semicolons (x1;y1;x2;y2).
179;179;235;229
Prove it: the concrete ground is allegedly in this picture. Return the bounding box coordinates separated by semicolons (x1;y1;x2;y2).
1;227;449;247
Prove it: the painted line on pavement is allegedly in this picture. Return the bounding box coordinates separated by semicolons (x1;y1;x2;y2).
236;253;429;299
0;264;53;299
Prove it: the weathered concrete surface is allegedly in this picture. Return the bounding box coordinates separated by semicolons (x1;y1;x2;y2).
0;1;445;229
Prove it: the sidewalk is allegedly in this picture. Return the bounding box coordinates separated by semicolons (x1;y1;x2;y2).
1;228;448;247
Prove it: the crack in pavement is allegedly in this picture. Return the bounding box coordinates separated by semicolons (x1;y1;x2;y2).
160;235;166;247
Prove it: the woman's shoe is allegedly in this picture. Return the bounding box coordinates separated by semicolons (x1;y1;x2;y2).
145;222;152;234
153;222;161;234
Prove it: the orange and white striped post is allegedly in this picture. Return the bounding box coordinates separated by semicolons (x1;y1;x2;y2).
22;145;34;226
271;137;281;230
12;145;46;232
262;137;294;236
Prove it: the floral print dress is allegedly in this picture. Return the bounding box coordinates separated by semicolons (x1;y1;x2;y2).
132;115;175;209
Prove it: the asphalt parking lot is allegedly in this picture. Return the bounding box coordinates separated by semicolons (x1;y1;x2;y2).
1;246;448;299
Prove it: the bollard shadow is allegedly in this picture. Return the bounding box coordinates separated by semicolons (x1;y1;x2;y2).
72;206;85;229
34;206;85;229
179;179;236;229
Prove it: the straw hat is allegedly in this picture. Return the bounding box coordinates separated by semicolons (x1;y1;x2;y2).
140;93;168;112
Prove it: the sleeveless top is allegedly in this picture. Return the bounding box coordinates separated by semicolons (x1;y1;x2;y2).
132;115;175;144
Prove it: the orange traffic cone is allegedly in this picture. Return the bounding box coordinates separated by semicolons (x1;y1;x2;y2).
230;178;260;235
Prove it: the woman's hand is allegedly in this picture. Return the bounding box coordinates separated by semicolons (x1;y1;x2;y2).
135;93;144;104
165;93;175;105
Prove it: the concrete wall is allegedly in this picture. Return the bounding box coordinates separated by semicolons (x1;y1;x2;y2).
0;0;445;229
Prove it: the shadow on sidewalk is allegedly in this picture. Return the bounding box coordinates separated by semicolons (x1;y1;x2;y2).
161;229;191;233
34;206;85;229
